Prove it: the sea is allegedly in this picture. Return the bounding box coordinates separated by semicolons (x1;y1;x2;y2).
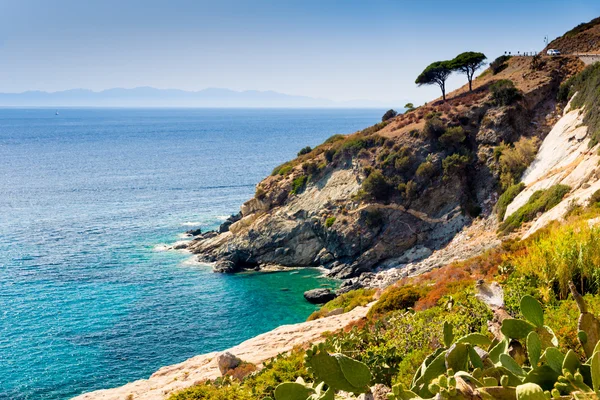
0;108;383;399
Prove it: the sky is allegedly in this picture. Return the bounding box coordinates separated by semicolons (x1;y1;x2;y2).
0;0;599;105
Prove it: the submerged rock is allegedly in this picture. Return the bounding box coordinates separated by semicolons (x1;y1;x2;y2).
304;288;336;304
213;260;237;273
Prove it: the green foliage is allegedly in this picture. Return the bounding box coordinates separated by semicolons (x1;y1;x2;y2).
291;175;308;195
590;189;600;207
423;117;446;139
450;51;487;91
324;217;336;228
496;138;540;190
404;103;415;111
559;63;600;146
382;109;398;122
168;382;252;400
509;219;600;298
415;60;454;101
442;153;470;180
416;161;437;181
307;289;375;321
498;183;526;221
324;134;346;144
297;146;312;157
490;55;512;74
438;126;466;148
490;79;522;106
367;285;424;318
272;162;294;176
363;209;384;228
499;184;570;235
361;170;392;201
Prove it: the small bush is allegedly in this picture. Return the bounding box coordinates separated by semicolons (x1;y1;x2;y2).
490;79;522;106
497;137;540;190
442;153;469;179
290;175;308;195
325;216;336;228
415;161;437;181
271;162;294;176
438;126;466;147
361;170;392;201
423;117;446;139
324;134;346;144
381;109;398;122
301;161;319;176
297;146;312;156
324;148;336;162
497;182;526;221
307;289;375;321
499;184;570;235
363;209;384;228
589;189;600;206
367;285;424;318
490;55;511;74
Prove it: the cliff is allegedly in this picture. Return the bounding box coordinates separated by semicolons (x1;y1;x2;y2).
185;55;583;286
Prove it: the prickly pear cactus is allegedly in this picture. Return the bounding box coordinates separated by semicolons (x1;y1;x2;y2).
570;282;600;359
515;383;546;400
304;343;372;394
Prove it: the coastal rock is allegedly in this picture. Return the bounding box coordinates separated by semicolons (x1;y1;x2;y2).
218;213;242;233
304;288;336;304
325;308;345;317
172;242;188;250
185;228;202;236
336;278;364;295
213;260;237;273
216;352;241;375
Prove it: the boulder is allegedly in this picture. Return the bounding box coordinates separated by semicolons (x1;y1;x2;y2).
216;352;241;375
336;279;363;295
185;228;203;236
213;260;237;273
219;213;242;233
304;288;336;304
325;308;345;317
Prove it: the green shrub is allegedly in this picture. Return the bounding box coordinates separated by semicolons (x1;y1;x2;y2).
363;209;384;228
271;162;294;176
297;146;312;156
290;175;308;195
497;182;526;221
367;285;424;318
415;160;437;181
337;134;385;159
490;79;522;106
438;126;466;147
168;382;252;400
497;137;540;190
442;153;470;179
490;55;511;74
361;170;392;201
301;161;319;176
509;219;600;298
499;184;570;235
381;109;398;122
324;134;346;144
423;117;446;139
324;148;336;162
589;189;600;207
307;289;375;321
558;63;600;146
325;216;336;228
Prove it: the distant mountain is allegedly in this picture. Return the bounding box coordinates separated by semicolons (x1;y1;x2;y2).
0;87;403;108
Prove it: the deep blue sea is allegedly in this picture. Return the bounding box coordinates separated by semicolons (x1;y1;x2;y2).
0;108;383;400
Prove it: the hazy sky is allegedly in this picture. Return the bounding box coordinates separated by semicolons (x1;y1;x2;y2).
0;0;598;103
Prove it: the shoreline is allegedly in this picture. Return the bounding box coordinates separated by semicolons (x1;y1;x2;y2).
72;303;372;400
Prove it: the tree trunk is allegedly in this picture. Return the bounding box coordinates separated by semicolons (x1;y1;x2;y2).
468;78;472;92
441;83;446;101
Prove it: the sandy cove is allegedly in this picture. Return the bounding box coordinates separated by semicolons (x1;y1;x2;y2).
72;303;372;400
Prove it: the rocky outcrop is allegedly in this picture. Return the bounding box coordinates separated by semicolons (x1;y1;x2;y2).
216;352;241;375
303;288;336;304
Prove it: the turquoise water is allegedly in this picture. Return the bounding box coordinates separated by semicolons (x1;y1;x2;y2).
0;108;383;399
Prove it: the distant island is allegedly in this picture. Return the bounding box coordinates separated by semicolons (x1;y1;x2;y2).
0;87;404;108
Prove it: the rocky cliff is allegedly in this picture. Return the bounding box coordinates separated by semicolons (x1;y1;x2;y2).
185;55;583;284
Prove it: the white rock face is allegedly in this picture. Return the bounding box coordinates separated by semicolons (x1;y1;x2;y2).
504;103;600;237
